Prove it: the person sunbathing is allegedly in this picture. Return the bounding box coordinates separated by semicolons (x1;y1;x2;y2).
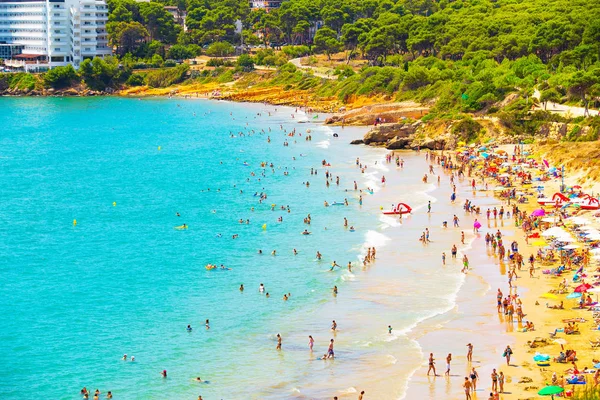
548;301;564;309
565;323;580;335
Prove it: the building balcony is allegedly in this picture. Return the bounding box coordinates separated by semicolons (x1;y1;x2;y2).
2;15;46;22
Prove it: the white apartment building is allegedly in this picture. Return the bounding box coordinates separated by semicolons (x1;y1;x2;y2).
0;0;111;71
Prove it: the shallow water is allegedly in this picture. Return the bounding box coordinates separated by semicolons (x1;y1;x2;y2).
0;97;467;399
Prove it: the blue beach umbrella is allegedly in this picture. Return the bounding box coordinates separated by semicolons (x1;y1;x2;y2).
481;152;489;158
566;292;582;299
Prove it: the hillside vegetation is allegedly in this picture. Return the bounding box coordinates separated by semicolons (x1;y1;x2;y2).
2;0;600;141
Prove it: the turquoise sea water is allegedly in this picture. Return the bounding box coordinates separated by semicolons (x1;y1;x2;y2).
0;97;474;400
0;97;393;399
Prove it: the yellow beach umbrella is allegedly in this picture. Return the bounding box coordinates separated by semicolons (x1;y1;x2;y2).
531;239;547;246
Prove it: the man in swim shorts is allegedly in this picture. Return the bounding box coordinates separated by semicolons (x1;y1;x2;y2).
327;339;335;358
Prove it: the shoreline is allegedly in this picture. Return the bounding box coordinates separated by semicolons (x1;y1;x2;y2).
396;146;600;400
2;95;596;399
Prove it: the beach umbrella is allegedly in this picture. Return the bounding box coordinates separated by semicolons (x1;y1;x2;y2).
590;249;600;255
541;217;558;223
566;292;582;299
474;221;481;229
541;293;559;299
555;236;576;242
553;338;567;350
531;209;546;217
538;385;564;399
542;227;566;236
481;152;489;159
532;240;547;246
566;216;591;225
560;244;580;249
575;283;592;293
594;362;600;369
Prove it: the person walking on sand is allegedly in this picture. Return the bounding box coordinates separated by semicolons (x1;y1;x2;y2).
445;353;452;376
463;377;472;400
308;335;314;351
276;334;282;350
503;345;513;365
358;391;365;400
461;231;465;244
466;343;473;362
498;371;505;392
427;201;432;213
470;367;478;391
529;261;535;278
427;353;437;376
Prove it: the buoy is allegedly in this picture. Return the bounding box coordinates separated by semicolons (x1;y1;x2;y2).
380;206;383;210
262;224;267;230
158;146;161;151
113;202;117;207
73;219;77;226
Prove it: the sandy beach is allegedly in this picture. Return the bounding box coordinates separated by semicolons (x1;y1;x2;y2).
390;144;600;400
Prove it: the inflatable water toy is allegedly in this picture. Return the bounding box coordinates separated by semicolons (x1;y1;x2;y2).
382;203;412;215
537;192;569;206
331;202;345;206
536;361;551;367
175;225;188;230
205;264;217;270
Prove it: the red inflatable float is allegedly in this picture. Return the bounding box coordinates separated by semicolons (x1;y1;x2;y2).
382;203;412;215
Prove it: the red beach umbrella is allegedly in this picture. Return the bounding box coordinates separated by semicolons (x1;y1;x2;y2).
574;283;592;293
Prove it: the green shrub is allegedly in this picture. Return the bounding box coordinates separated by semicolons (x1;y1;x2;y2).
43;65;79;89
236;54;254;72
206;42;234;57
281;45;311;58
126;73;145;86
451;117;483;143
145;64;189;88
206;58;234;67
